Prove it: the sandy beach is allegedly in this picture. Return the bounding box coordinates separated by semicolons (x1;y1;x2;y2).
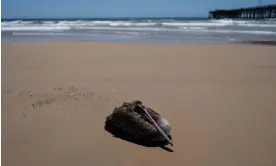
2;42;276;166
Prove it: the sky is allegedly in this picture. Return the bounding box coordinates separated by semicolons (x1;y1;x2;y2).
2;0;276;18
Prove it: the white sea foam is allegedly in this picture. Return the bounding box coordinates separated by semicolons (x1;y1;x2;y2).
162;22;228;27
1;26;70;31
183;29;276;35
2;19;276;28
76;26;164;31
163;20;276;27
78;21;156;26
180;26;206;30
3;25;275;35
2;19;276;37
211;19;276;27
110;22;156;26
75;26;276;35
42;21;56;24
12;32;96;36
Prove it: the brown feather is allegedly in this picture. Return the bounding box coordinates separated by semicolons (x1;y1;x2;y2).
105;100;172;145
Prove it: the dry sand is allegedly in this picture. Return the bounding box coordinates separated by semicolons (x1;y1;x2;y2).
2;42;276;166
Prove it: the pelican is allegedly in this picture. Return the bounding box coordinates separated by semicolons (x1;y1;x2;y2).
105;100;173;146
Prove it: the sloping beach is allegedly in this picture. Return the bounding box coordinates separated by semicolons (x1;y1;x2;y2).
2;42;276;166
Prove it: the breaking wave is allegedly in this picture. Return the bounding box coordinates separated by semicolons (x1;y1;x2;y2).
2;18;276;43
2;19;276;30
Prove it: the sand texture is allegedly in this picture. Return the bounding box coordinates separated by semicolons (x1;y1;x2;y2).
2;42;276;166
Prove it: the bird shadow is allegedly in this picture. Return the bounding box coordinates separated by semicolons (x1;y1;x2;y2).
105;124;173;152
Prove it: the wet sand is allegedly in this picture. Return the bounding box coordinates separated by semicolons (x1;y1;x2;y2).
2;42;276;166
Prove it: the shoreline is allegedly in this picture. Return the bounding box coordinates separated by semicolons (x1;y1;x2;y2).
2;17;276;46
240;40;276;46
2;39;276;46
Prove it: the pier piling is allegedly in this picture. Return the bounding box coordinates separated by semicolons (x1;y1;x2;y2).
209;4;276;19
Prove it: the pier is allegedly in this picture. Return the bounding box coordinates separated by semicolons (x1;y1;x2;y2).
209;4;276;19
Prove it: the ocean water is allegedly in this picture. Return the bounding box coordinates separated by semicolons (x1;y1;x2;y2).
2;18;276;44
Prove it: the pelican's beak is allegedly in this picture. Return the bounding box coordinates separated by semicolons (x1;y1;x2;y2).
138;104;173;146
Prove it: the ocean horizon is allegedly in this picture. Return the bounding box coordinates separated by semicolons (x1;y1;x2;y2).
2;16;209;21
2;17;276;44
